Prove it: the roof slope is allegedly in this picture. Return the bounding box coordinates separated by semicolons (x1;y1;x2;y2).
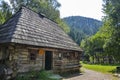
0;7;82;51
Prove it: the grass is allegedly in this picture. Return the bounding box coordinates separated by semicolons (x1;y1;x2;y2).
81;62;118;74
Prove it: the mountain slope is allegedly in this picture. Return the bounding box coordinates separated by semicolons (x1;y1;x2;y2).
63;16;102;45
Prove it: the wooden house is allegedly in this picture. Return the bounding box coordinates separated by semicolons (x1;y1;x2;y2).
0;7;82;77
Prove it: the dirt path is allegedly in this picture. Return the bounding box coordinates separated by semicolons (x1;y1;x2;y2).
63;68;119;80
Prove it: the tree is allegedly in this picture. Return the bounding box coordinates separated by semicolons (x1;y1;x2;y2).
9;0;60;22
103;0;120;63
0;1;12;24
80;17;115;64
81;0;120;64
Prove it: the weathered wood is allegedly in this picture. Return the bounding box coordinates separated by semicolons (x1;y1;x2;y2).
0;44;81;77
53;50;81;73
6;45;45;74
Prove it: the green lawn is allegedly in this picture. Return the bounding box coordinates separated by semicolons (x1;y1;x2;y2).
81;62;118;74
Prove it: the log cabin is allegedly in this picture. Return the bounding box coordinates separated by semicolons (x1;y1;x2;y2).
0;6;82;78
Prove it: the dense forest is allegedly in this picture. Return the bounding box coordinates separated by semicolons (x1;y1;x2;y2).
63;16;102;45
81;0;120;64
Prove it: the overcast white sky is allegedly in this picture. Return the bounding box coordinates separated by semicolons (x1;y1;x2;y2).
58;0;104;20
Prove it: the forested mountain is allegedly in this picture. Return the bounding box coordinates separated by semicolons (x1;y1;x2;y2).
63;16;102;45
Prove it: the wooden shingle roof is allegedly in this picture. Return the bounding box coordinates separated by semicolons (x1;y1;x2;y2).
0;7;82;51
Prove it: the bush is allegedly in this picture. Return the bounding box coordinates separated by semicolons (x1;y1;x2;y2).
38;70;53;80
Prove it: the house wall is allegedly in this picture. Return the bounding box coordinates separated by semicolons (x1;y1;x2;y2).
0;48;2;60
53;50;81;73
17;48;45;72
0;46;9;63
0;44;81;74
8;45;45;73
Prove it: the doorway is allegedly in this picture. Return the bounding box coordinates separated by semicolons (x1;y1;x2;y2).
45;51;52;70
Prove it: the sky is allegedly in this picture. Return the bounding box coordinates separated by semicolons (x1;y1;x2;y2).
4;0;10;5
4;0;104;20
58;0;104;20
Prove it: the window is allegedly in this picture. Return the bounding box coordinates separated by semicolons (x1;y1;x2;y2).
30;53;36;60
0;47;7;60
58;53;62;60
29;49;38;60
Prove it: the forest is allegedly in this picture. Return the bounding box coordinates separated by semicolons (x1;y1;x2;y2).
0;0;120;64
81;0;120;64
63;16;102;45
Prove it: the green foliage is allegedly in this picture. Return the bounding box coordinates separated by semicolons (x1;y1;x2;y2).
81;0;120;64
38;70;53;80
68;27;87;45
0;11;5;24
102;0;120;62
80;20;115;63
63;16;102;45
0;1;12;24
57;19;70;33
9;0;60;21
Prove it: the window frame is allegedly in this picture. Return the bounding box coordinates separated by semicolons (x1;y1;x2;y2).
28;49;38;61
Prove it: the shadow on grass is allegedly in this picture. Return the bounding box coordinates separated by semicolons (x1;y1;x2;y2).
81;61;120;66
108;69;116;73
100;64;120;67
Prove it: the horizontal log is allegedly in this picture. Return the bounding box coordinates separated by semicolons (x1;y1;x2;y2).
63;64;80;68
20;61;29;64
19;55;28;58
20;52;28;55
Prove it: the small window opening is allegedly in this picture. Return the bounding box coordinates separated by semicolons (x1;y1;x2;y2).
29;49;37;61
30;53;36;60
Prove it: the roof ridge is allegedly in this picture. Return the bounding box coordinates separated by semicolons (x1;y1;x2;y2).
20;6;61;25
20;6;46;18
20;6;65;31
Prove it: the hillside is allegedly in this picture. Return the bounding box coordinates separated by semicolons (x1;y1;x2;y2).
63;16;102;45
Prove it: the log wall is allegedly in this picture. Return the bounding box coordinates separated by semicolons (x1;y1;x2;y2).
0;44;81;74
8;45;45;73
53;50;81;73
